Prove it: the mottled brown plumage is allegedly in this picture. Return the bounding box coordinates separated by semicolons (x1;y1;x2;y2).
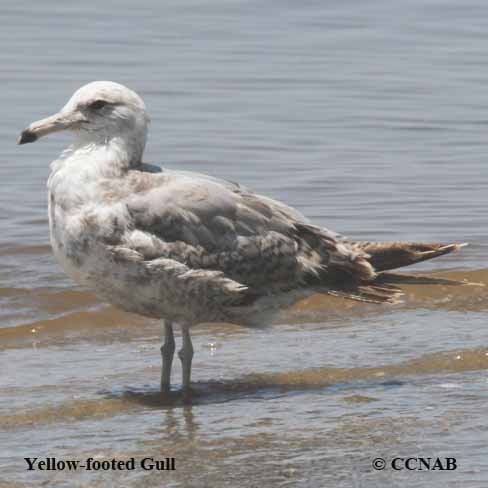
351;241;465;272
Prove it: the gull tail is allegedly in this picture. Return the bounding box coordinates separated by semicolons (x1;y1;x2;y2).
324;242;479;304
356;241;468;271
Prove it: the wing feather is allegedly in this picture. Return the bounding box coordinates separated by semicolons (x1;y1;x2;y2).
104;168;374;293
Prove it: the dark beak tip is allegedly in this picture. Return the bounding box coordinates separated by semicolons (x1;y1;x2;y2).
17;129;37;145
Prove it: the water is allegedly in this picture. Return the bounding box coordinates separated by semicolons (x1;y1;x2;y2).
1;0;488;486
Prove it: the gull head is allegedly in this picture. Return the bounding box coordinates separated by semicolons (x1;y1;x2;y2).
17;81;150;163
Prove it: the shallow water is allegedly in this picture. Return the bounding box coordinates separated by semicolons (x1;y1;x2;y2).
1;0;488;486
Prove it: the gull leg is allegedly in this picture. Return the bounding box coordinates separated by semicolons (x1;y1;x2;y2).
178;324;194;391
160;320;175;392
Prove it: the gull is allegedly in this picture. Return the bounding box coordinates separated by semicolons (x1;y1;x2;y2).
18;81;470;392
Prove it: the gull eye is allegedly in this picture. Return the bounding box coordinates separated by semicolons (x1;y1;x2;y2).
88;99;108;110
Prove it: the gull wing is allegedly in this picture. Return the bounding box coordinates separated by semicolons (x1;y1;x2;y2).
118;169;374;293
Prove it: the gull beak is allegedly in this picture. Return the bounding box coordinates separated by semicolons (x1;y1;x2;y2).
17;110;87;145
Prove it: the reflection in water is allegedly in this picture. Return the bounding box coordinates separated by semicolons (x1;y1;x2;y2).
2;347;487;429
131;401;199;443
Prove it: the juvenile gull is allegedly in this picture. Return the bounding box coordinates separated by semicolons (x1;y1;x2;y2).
18;81;470;392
